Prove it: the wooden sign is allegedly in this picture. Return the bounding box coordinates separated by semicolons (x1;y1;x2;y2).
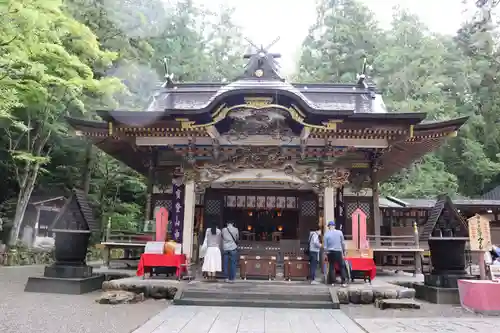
155;207;169;242
490;265;500;281
468;214;492;251
351;208;368;250
346;248;373;259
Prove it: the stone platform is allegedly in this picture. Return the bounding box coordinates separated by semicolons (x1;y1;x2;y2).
25;264;105;294
173;279;416;309
102;276;180;299
175;280;338;309
408;273;477;305
25;274;105;294
133;306;367;333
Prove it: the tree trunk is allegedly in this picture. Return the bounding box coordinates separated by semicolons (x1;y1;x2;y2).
8;126;50;247
81;142;93;194
8;163;40;246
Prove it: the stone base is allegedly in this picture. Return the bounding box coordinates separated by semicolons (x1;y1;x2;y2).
424;273;475;289
25;274;105;295
44;264;93;279
375;298;421;310
413;283;460;304
336;286;416;305
96;290;146;304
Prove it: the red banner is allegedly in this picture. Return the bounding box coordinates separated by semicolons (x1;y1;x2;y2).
155;207;169;241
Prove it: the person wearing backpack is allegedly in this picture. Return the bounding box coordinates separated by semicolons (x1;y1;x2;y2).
221;221;239;282
307;226;322;284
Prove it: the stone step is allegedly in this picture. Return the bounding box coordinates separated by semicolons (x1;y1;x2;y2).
181;289;331;302
375;298;421;310
174;297;339;309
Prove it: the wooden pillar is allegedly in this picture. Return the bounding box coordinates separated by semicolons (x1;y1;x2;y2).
323;187;335;235
144;149;156;222
182;181;196;261
372;171;381;246
413;221;422;275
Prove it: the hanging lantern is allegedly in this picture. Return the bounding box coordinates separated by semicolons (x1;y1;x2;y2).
277;211;282;217
277;225;283;231
247;225;252;231
248;211;253;216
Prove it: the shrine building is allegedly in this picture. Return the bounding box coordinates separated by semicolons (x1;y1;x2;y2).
67;48;468;264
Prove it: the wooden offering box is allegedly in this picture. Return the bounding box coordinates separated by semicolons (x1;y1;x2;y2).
239;255;277;280
284;255;310;281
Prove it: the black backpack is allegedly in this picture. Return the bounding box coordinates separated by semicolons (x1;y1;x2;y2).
304;232;315;256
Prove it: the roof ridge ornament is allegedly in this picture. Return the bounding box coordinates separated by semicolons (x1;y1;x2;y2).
356;55;375;89
240;37;283;81
356;56;368;88
162;57;175;88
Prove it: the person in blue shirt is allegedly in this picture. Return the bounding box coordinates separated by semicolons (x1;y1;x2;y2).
324;220;347;287
308;227;322;284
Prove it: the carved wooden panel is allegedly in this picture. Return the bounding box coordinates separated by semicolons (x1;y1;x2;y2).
344;197;372;236
203;189;223;227
299;193;319;242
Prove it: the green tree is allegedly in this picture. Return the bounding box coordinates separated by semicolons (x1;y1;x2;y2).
297;0;382;82
0;0;123;244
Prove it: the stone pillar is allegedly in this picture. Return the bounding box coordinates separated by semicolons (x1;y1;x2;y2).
182;181;196;260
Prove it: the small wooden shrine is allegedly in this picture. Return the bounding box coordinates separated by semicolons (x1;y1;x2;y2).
67;46;468;276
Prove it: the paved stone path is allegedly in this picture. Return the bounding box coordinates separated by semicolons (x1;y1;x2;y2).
132;306;366;333
355;318;500;333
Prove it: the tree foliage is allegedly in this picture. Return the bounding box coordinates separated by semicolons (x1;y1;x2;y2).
297;0;500;199
0;0;246;244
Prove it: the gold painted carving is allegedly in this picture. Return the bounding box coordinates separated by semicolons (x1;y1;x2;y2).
183;102;337;131
244;97;272;107
321;119;343;131
320;168;350;189
175;118;195;129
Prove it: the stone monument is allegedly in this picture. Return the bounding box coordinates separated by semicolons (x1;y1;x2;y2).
413;195;475;304
25;189;104;294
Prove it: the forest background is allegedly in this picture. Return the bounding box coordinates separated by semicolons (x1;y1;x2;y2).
1;0;499;244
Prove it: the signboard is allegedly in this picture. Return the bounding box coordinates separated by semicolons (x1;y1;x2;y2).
468;214;492;251
172;183;185;242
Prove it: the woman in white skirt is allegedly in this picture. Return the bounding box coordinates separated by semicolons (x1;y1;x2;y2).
202;221;222;280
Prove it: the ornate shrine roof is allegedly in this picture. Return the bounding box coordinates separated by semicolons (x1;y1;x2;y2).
65;47;469;182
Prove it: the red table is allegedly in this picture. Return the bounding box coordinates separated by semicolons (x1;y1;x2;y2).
136;254;187;278
346;257;376;281
327;257;377;282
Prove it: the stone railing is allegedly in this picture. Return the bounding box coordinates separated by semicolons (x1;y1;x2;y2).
0;248;54;266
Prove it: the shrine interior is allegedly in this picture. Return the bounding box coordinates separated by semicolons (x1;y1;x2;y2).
223;208;299;241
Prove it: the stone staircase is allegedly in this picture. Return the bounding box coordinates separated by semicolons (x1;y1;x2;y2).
174;281;339;309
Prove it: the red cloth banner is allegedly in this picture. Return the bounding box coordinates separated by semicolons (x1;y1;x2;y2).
351;208;368;249
155;207;169;242
136;253;187;277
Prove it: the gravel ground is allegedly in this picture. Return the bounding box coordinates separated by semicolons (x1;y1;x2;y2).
341;301;485;319
0;265;167;333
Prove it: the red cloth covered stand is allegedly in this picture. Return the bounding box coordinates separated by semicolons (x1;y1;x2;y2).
327;257;376;281
136;254;187;278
